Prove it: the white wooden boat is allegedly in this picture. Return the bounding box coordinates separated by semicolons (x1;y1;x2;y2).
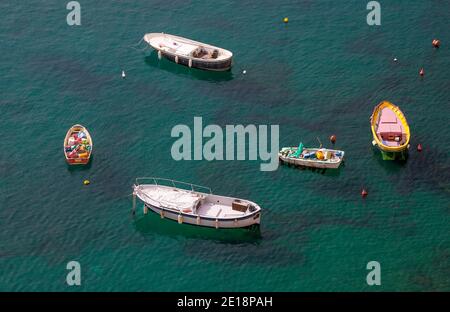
143;33;233;71
133;178;261;229
279;144;345;169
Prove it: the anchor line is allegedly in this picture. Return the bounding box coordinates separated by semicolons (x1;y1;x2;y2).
128;37;149;52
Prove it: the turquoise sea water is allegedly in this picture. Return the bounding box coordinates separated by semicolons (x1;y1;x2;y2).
0;0;449;291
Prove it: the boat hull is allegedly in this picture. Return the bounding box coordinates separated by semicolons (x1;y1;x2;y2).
279;155;343;169
143;203;261;229
161;51;232;71
66;158;90;165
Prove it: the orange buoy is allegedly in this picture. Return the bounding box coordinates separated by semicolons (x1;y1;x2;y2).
361;189;368;198
417;144;423;152
330;135;337;144
432;39;441;48
419;68;425;76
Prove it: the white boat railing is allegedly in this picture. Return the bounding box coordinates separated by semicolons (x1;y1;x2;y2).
135;177;212;194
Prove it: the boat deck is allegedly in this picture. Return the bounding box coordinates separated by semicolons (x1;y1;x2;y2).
138;185;202;210
159;37;197;56
280;147;344;162
197;202;246;218
145;33;231;61
137;185;248;218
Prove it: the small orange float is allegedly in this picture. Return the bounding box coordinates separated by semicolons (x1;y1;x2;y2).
432;39;441;48
361;189;368;198
419;68;425;76
330;135;336;144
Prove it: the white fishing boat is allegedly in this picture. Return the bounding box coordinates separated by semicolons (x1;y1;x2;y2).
132;178;261;229
143;33;233;71
279;143;345;169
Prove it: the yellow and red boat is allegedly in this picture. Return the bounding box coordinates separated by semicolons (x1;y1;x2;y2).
64;124;93;165
370;101;410;160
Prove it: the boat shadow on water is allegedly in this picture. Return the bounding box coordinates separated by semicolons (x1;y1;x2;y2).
144;51;234;82
372;149;408;173
132;212;262;244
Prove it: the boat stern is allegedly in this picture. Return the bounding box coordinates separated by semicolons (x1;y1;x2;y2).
278;147;292;158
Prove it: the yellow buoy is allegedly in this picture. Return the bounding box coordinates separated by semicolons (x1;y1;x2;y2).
283;17;289;23
83;180;90;185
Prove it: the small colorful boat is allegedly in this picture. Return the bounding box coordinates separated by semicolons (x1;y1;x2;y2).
279;143;345;169
63;125;93;165
133;177;261;229
143;33;233;71
370;101;410;160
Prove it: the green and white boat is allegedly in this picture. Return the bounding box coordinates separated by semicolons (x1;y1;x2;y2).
279;143;345;169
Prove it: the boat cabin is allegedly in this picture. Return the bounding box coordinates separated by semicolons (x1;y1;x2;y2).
376;108;406;146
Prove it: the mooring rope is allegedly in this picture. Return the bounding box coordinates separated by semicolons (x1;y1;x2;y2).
128;37;149;52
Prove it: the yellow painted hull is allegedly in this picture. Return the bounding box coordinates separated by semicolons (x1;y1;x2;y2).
370;101;410;153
